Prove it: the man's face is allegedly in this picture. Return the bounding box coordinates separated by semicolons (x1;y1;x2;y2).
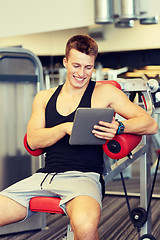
63;49;95;89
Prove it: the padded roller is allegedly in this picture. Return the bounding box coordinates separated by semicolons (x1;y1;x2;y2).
103;134;142;159
23;133;45;156
98;80;122;90
30;196;64;214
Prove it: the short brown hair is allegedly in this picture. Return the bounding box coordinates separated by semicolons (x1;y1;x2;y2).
65;35;98;60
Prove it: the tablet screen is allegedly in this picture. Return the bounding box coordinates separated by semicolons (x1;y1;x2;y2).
69;108;115;145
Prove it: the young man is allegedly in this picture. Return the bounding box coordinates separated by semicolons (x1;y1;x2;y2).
0;35;158;240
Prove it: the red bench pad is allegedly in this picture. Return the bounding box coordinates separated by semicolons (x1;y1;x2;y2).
29;196;64;214
98;80;122;90
103;134;142;159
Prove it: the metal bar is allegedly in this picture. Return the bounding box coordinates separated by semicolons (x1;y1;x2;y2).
140;136;152;236
0;47;44;90
104;145;146;184
0;47;46;234
105;191;160;199
0;74;37;82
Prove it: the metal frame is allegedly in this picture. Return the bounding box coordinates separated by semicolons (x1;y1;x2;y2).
0;47;44;91
65;135;153;239
0;47;46;235
104;135;153;237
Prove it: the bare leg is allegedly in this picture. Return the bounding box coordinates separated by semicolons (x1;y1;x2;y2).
0;195;27;227
66;196;101;240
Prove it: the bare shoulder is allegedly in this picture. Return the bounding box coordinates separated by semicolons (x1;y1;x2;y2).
92;82;128;108
95;81;119;90
33;87;58;108
94;82;122;97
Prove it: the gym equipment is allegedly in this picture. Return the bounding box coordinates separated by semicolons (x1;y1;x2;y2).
98;80;158;239
0;47;45;235
23;133;45;156
24;132;143;240
23;79;157;239
30;196;64;214
103;133;142;159
139;234;156;240
24;130;157;240
119;152;160;240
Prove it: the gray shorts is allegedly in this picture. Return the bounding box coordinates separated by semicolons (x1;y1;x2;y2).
0;171;102;221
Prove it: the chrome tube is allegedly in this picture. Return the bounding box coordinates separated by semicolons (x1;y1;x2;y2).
119;0;138;20
95;0;113;24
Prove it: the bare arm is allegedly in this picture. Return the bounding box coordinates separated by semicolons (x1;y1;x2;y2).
110;86;158;135
92;84;158;140
27;90;73;150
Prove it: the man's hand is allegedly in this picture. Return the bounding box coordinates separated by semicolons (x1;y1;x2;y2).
92;118;118;140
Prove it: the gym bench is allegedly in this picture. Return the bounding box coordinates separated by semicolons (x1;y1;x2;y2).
24;81;157;240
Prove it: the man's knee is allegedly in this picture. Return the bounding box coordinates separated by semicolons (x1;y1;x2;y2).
66;196;101;239
70;211;99;239
69;201;100;235
74;212;98;230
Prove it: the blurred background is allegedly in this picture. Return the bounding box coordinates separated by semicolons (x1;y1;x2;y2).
0;0;160;238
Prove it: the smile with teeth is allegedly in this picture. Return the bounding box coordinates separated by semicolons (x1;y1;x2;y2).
74;76;86;81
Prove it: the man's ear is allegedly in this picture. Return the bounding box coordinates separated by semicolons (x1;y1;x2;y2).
63;57;67;68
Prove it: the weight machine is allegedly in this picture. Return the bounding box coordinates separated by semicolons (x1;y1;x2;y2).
102;77;160;240
0;47;46;235
27;75;159;239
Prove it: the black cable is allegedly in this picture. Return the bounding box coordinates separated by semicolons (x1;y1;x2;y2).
120;172;131;213
146;153;160;216
120;171;143;236
119;152;160;239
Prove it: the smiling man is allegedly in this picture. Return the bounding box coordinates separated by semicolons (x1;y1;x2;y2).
0;35;158;240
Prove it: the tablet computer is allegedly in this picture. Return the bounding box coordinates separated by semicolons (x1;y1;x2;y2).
69;108;115;145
